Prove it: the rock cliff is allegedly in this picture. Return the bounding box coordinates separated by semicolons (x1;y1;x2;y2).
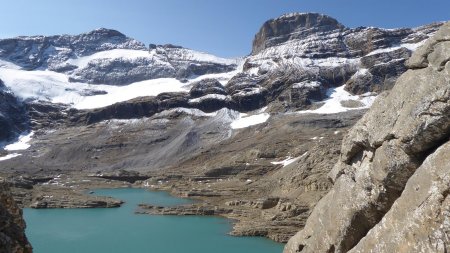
284;21;450;253
0;182;32;253
0;80;28;143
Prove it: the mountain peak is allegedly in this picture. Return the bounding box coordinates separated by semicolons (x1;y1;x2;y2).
252;12;345;54
83;28;127;38
275;12;339;23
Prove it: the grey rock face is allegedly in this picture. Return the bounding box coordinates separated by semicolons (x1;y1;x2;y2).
26;101;71;130
284;22;450;253
0;182;32;253
252;13;345;55
246;13;442;107
68;45;237;86
189;79;227;98
0;29;237;86
348;140;450;253
0;80;28;143
251;13;440;59
70;92;190;125
345;48;411;94
0;28;146;70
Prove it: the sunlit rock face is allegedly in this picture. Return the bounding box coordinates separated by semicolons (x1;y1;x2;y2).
0;182;33;253
284;21;450;253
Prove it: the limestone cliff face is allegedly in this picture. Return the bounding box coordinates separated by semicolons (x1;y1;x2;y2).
284;22;450;253
0;182;32;253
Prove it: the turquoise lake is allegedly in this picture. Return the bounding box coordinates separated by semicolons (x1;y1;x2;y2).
24;188;284;253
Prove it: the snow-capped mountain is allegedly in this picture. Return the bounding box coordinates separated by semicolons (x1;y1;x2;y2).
0;28;240;109
0;28;237;81
0;13;442;150
1;14;449;247
232;13;441;113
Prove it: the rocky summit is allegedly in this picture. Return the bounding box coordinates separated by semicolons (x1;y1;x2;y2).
0;12;448;253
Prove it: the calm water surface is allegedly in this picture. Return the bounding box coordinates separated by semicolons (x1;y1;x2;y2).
24;188;284;253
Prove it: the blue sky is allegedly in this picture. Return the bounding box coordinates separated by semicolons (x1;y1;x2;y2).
1;0;449;57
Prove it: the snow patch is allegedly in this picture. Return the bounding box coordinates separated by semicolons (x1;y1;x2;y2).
292;81;321;89
0;59;21;70
188;59;244;86
0;153;21;161
258;106;268;113
0;67;189;110
67;49;152;69
188;94;231;104
5;132;34;151
233;87;264;97
365;41;426;57
271;152;308;167
230;112;270;129
176;48;238;65
298;85;377;114
67;48;237;69
163;108;218;117
74;78;188;109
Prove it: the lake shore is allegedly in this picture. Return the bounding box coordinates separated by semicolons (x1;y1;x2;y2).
24;188;284;253
5;170;307;243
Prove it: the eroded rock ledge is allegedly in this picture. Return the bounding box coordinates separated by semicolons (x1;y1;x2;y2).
0;182;32;253
285;22;450;253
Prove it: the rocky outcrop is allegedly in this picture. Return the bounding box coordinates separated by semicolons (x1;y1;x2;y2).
29;195;122;209
252;13;345;55
70;92;190;125
137;203;233;216
187;79;231;112
345;48;411;94
284;22;450;253
0;182;32;253
26;100;71;130
251;13;439;59
91;169;150;183
0;79;28;143
189;79;227;98
348;141;450;253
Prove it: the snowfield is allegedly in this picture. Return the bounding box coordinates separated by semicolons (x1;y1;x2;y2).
4;131;34;151
298;85;377;114
73;78;189;109
66;48;237;69
0;131;34;162
0;153;21;161
0;66;190;109
230;107;270;129
0;49;240;110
